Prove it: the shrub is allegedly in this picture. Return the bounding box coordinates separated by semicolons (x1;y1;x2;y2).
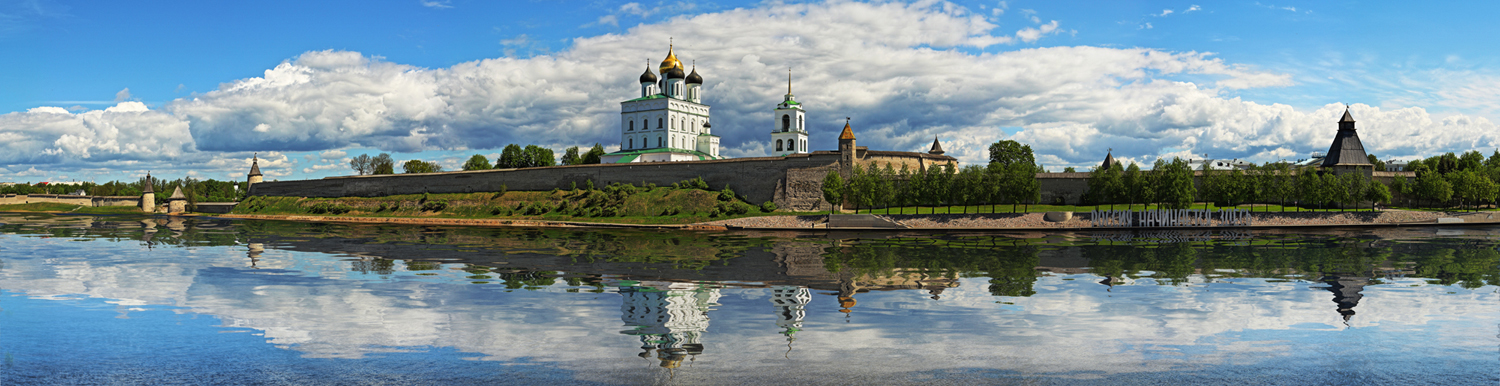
307;202;352;215
760;201;778;213
421;200;448;212
718;186;736;202
675;177;710;190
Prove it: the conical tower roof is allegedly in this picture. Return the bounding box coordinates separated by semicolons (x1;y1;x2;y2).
839;120;856;140
928;137;944;155
142;173;154;194
169;186;186;199
1321;109;1371;167
1101;151;1116;170
249;155;262;177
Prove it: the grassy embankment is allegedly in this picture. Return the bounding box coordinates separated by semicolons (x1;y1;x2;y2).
233;180;787;225
0;203;147;215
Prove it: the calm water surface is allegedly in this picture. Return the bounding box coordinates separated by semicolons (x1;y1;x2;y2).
0;213;1496;385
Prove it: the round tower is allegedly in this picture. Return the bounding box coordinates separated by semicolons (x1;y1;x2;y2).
140;172;155;213
248;154;264;185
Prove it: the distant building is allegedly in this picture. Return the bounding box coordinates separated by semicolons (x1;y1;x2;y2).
1188;158;1255;170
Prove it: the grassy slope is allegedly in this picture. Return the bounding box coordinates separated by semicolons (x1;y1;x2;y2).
232;186;784;224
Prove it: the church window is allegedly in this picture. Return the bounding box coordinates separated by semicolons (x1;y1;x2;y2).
782;115;790;132
657;118;663;129
776;139;783;152
658;136;663;147
629;121;634;131
629;138;634;149
799;116;804;131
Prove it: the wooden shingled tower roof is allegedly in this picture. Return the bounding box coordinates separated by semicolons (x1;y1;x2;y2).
1321;108;1372;167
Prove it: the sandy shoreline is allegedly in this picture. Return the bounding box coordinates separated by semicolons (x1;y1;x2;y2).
190;209;1500;231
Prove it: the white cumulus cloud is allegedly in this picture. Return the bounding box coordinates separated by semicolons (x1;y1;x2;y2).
0;0;1496;178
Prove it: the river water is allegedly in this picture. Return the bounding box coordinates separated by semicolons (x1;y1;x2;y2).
0;213;1495;385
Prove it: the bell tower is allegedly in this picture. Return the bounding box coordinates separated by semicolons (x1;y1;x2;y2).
771;68;809;155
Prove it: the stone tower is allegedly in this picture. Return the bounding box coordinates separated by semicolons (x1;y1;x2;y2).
1321;108;1373;177
140;172;155;213
167;186;187;214
248;154;264;185
838;118;857;176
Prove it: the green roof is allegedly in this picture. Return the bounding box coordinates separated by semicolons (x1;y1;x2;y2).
621;94;669;103
603;147;719;162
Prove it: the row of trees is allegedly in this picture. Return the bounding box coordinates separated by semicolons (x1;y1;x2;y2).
0;177;247;203
351;144;612;175
821;140;1042;213
1086;161;1395;212
1390;150;1500;210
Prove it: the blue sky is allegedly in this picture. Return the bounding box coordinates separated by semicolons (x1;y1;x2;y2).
3;0;1499;182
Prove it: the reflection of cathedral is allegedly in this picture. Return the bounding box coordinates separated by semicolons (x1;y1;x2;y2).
617;281;721;368
769;286;811;348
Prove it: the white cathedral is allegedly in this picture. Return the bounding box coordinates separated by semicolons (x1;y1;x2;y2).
600;43;810;163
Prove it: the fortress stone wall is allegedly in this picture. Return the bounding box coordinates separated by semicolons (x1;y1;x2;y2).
0;194;142;207
250;149;959;211
246;148;1417;210
251;153;844;211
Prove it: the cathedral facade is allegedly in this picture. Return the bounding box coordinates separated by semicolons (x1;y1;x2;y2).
601;44;723;163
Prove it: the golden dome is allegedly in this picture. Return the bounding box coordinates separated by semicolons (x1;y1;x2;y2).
659;43;681;75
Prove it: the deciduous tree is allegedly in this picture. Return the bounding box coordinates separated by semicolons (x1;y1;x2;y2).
462;154;492;171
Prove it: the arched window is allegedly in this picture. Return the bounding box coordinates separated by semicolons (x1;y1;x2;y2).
658;136;663;148
776;139;783;152
657;118;663;129
782;115;790;132
799;116;804;131
629;121;634;131
629;138;634;149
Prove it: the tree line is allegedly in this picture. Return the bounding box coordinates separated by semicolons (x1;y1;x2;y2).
1085;160;1393;212
821;140;1043;213
1;177;247;204
1389;150;1500;211
1084;149;1500;212
350;144;610;175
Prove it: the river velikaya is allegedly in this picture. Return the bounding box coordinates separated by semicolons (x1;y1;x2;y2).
0;213;1495;385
